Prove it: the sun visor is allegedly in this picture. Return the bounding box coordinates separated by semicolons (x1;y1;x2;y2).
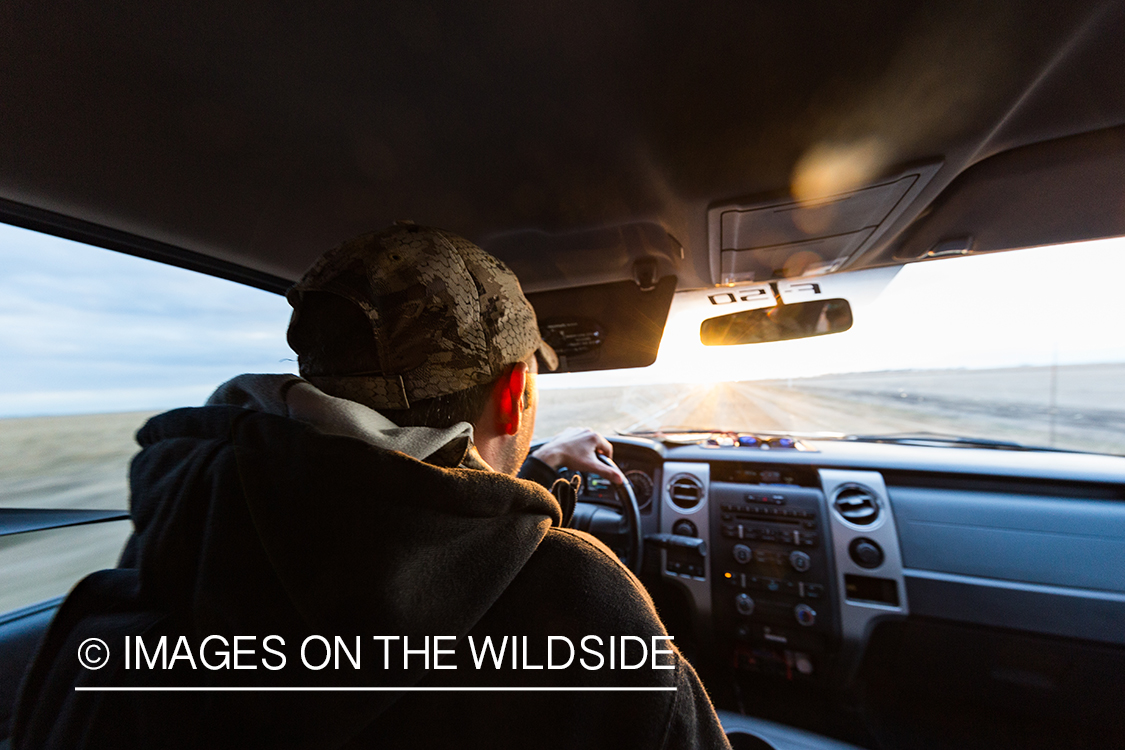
526;276;677;373
483;222;682;294
708;164;940;284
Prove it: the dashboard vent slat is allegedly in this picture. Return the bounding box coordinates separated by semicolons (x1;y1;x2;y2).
833;485;880;526
668;475;705;511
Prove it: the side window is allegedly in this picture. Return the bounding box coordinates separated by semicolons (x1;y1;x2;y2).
0;223;296;614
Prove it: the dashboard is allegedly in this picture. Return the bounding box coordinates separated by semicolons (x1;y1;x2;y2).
572;434;1125;747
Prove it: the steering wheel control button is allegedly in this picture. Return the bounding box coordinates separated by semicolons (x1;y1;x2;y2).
849;537;885;569
732;544;752;564
789;550;812;572
672;519;698;537
794;603;817;627
735;593;755;617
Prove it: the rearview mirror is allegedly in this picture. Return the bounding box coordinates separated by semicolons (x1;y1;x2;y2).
700;298;852;346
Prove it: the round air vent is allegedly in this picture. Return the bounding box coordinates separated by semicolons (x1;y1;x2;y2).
832;485;880;526
667;474;705;511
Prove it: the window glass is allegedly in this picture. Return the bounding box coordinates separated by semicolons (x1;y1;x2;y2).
0;223;295;612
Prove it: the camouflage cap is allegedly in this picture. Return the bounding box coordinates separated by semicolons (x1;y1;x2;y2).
286;223;558;409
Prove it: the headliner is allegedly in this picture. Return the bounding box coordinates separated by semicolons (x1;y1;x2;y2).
1;1;1124;290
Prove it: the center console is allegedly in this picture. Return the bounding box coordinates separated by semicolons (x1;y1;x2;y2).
708;462;837;682
657;453;910;687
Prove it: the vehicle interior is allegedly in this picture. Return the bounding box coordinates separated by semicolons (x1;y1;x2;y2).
2;2;1125;748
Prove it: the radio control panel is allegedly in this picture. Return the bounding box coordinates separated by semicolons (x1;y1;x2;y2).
710;481;837;681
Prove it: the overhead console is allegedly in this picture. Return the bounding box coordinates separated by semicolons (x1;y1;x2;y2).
707;163;940;283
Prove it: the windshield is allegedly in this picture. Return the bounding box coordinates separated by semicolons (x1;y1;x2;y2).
535;237;1125;456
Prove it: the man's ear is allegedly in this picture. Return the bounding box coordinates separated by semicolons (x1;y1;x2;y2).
492;362;529;436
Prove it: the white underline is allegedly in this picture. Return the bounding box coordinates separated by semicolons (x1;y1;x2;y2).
75;686;677;693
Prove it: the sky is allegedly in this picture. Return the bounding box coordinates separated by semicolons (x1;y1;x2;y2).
0;223;297;417
2;221;1125;416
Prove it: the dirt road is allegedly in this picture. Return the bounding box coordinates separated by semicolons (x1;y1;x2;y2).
537;364;1125;454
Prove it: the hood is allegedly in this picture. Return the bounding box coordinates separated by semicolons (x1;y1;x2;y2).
13;375;566;749
127;374;562;670
206;373;477;467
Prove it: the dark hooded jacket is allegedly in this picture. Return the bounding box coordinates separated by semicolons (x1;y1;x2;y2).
13;376;730;749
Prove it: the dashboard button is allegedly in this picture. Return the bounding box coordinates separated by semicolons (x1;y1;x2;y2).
732;544;752;564
849;538;885;568
672;519;698;537
735;593;755;616
789;550;812;572
794;603;817;626
795;654;814;676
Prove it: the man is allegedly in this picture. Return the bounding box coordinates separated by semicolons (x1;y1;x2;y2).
14;224;730;749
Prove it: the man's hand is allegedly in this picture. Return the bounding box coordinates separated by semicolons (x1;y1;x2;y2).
530;427;626;484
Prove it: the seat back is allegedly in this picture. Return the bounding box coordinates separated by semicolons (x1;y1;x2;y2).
0;598;61;744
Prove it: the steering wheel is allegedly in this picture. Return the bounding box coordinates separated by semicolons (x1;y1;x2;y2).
596;453;644;575
560;452;644;575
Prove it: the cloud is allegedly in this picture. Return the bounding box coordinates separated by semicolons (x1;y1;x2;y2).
0;224;296;417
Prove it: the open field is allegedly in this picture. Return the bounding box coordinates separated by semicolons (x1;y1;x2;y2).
538;363;1125;455
4;363;1125;613
0;411;154;613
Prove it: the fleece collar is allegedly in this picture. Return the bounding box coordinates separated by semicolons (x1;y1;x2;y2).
206;374;475;467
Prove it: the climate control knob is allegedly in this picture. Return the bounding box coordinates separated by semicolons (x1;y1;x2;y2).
849;538;884;569
732;544;752;564
735;593;755;617
794;603;817;627
789;550;811;572
672;519;698;537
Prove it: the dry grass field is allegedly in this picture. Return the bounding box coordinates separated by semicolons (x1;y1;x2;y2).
4;363;1124;614
0;411;154;613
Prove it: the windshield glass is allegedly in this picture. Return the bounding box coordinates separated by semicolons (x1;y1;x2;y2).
535;237;1125;456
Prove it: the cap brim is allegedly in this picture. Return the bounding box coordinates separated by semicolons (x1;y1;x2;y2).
536;340;559;371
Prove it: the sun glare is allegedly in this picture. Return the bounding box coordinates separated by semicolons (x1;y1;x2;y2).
541;235;1125;390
